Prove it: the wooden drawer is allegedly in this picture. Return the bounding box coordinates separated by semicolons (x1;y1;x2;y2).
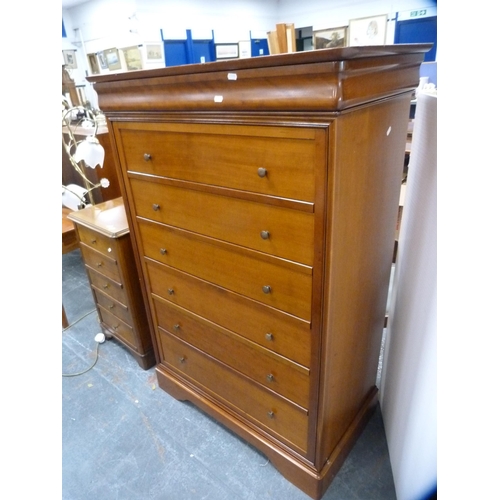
158;330;309;453
87;268;126;304
77;225;118;257
81;245;121;282
117;122;320;202
139;219;312;321
94;288;133;326
146;261;311;367
130;177;314;266
98;307;136;347
154;298;310;408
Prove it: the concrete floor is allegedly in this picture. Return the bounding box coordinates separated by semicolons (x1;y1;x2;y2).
62;248;397;500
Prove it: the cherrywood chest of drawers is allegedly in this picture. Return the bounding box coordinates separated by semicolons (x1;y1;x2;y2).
68;198;155;369
89;45;430;498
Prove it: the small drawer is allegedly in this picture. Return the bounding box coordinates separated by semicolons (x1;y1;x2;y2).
81;245;121;282
98;307;135;347
139;219;312;321
158;330;309;454
87;268;126;304
94;288;132;326
117;122;322;202
77;225;118;257
154;298;310;408
130;178;314;266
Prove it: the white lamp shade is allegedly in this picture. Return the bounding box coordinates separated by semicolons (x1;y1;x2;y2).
73;136;105;168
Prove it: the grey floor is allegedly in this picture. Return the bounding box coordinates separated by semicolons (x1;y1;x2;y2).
62;248;396;500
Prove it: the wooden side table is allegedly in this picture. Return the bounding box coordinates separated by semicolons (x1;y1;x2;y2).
68;198;155;369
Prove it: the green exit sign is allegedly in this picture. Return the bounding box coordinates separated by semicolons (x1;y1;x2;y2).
410;9;427;17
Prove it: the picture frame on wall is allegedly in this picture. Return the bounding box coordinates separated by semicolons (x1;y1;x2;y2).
313;27;347;49
62;50;77;69
348;14;387;46
123;46;143;71
104;48;121;70
215;43;239;60
87;53;100;75
145;44;163;62
97;51;108;69
238;40;251;59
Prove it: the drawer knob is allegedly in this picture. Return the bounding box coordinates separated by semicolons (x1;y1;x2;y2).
152;203;160;211
168;288;175;295
109;304;114;309
160;248;167;255
103;284;109;289
173;324;180;331
113;325;119;330
265;332;274;341
262;285;272;294
267;411;275;419
266;373;275;382
260;230;270;240
143;153;152;161
179;356;186;364
91;238;97;244
257;167;267;178
97;262;102;267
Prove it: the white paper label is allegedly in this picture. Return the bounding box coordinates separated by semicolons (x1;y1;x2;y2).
214;95;223;103
227;73;237;80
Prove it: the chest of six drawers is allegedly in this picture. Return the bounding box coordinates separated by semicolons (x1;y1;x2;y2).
118;121;321;445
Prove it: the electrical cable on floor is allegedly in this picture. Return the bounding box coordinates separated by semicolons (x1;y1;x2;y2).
62;340;102;377
63;305;106;377
62;308;97;332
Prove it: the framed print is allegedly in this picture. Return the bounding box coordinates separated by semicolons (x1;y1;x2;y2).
313;27;347;49
87;53;100;75
97;51;108;69
145;43;163;62
215;43;239;60
348;15;387;46
123;46;143;71
104;48;121;70
238;40;251;59
62;50;77;69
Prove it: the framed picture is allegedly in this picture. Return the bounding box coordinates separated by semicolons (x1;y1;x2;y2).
348;14;387;46
313;27;347;49
87;53;100;75
238;40;251;59
97;51;108;69
123;46;143;71
104;48;121;70
145;43;163;62
62;50;77;69
215;43;239;60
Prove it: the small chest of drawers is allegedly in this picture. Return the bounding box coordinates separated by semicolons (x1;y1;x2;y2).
68;198;155;370
89;45;430;499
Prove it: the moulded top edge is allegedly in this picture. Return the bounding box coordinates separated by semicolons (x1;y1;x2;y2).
87;44;433;84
